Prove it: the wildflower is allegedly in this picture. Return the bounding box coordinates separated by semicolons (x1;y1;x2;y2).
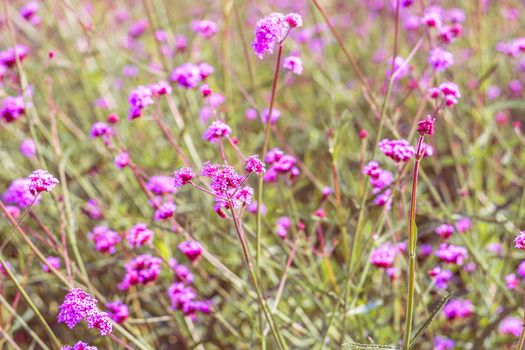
20;2;39;22
435;243;468;265
359;129;368;139
173;264;194;284
198;62;214;80
245;155;266;174
370;170;393;191
57;288;112;335
515;231;525;250
3;178;40;208
283;55;303;75
150;81;173;96
265;147;284;164
88;226;121;254
499;317;523;337
128;19;149;38
363;161;381;179
200;84;212;97
118;255;162;290
386;56;411;80
435;223;455;239
273;155;296;173
261;108;281;125
373;189;393;210
422;8;442;28
147;175;176;195
28;169;59;195
506;273;520;289
439;82;461;99
370;243;397;268
433;336;455;350
3;205;21;219
252;13;289;59
455;217;471;233
379;139;416;162
418;115;435;136
174;168;195;188
429;87;441;99
487;243;503;255
191;20;218;39
61;342;98;350
245;108;258;120
276;216;292;239
114;151;130;169
1;96;25;122
443;299;473;320
203;121;232;142
106;300;129;324
42;256;61;273
421;244;433;257
518;261;525;279
284;13;303;28
428;47;454;72
170;63;201;88
247;201;267;215
179;241;203;262
19;139;36;158
127;223;154;248
83;199;103;220
0;45;29;67
432;268;453;289
154;201;176;221
90;122;112;139
107;113;119;124
128;85;154;119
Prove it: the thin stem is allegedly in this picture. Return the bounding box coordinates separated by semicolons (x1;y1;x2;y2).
517;294;525;350
402;136;424;350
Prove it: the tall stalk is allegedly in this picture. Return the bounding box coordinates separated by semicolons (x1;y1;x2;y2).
402;136;424;350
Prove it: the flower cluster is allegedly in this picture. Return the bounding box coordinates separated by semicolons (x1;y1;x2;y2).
61;342;98;350
499;316;523;337
435;223;455;240
370;243;397;268
3;178;40;208
89;122;112;139
57;288;112;336
119;254;162;291
515;231;525;250
275;216;292;239
173;168;195;188
167;282;212;320
105;300;129;324
429;82;461;107
0;45;29;67
428;267;453;289
147;175;177;196
178;241;203;262
496;37;525;57
379;139;415;162
362;161;394;210
200;162;253;208
433;336;455;350
191;20;218;39
203;120;232;142
28;169;59;195
443;298;473;320
428;47;454;72
282;55;303;75
0;96;25;123
170;62;213;89
154;201;176;221
88;226;121;254
20;139;36;158
245;155;266;174
42;256;61;273
127;223;154;248
128;85;154;119
435;243;468;265
263;147;300;183
252;12;302;59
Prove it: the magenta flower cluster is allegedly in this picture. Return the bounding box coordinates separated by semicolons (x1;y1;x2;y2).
118;254;162;291
379;139;415;162
252;12;302;59
61;342;98;350
263;147;299;183
127;223;154;248
88;226;121;254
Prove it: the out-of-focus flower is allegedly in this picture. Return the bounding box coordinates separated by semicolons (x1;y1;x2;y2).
106;300;129;324
433;336;455;350
191;20;218;39
379;139;415;162
179;241;203;262
20;139;36;158
61;342;98;350
283;55;303;75
42;256;61;273
28;169;59;195
428;48;454;72
1;96;25;123
435;224;455;239
127;223;154;248
499;316;523;337
370;243;397;268
3;178;40;208
443;299;473;320
435;243;468;265
88;226;121;254
203;121;232;142
118;255;162;291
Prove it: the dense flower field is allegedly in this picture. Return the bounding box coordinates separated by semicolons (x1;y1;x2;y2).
1;0;525;349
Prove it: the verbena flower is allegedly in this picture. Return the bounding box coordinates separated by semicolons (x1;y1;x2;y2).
515;231;525;250
127;223;154;248
170;63;202;89
191;20;218;39
283;55;303;75
42;256;60;273
174;168;195;188
128;85;154;119
114;151;130;169
261;108;281;125
435;223;455;239
61;342;98;350
178;241;203;262
203;121;232;142
276;216;291;239
90;122;112;139
88;226;121;254
28;169;59;195
370;243;397;268
0;45;29;67
154;201;176;221
128;19;149;38
506;273;520;289
252;13;302;59
379;139;416;162
3;178;40;208
443;299;473;320
428;47;454;72
106;300;129;324
245;155;266;174
1;96;25;123
433;336;455;350
118;255;162;291
20;139;36;157
499;316;523;337
147;175;176;195
418;115;435;136
455;217;471;233
435;243;468;265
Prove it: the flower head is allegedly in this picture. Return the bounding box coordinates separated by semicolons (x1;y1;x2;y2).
154;201;176;221
20;139;36;158
435;223;455;239
515;231;525;250
433;336;455;350
283;55;303;75
174;168;195;188
127;223;154;248
191;20;218;39
245;155;266;174
379;139;416;162
443;299;473;320
179;241;203;262
499;316;523;337
106;300;129;324
3;178;40;208
61;342;98;350
418;115;435;136
88;226;121;254
128;85;154;119
203;121;232;142
428;47;454;72
1;96;25;123
42;256;61;273
90;122;112;139
252;13;290;59
170;63;202;89
435;243;468;265
118;255;162;291
370;243;397;268
28;169;59;195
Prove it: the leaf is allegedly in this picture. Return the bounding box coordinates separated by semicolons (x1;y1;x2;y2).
343;343;399;350
408;292;453;349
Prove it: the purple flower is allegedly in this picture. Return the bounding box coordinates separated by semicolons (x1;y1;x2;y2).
203;121;232;142
28;169;59;195
276;216;292;239
370;170;394;192
150;81;173;96
0;45;29;67
115;151;130;169
154;201;176;221
42;256;61;273
128;85;154;120
191;20;218;39
173;264;194;284
1;96;25;123
179;241;203;262
20;2;39;21
106;300;129;324
363;161;381;179
283;55;303;75
515;231;525;250
435;224;455;239
174;168;195;188
443;299;473;320
19;139;36;158
506;273;520;289
88;226;121;254
370;243;397;268
428;47;454;72
147;175;176;195
118;255;162;291
418;115;435;136
245;155;266;174
128;19;149;38
83;199;103;220
90;122;112;139
57;288;112;336
435;243;468;265
432;269;453;289
170;63;202;89
261;108;281;125
379;139;416;162
61;342;98;350
499;316;523;337
433;336;455;350
455;217;471;233
517;261;525;279
127;223;154;248
3;178;40;208
245;108;258;120
252;13;289;59
247;201;267;215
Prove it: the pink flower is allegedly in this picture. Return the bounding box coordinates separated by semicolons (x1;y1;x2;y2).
283;55;303;75
435;223;455;239
147;175;176;195
154;201;176;221
434;336;455;350
150;81;172;96
435;243;468;265
370;243;397;268
42;256;61;273
455;217;471;233
173;168;195;188
252;13;289;59
106;300;129;324
191;20;218;39
1;96;25;123
203;121;232;142
363;161;381;179
276;216;292;239
88;226;121;254
128;19;149;38
261;108;281;125
245;155;266;174
170;63;202;88
443;299;473;320
28;169;59;195
0;45;29;67
499;316;523;337
379;139;416;162
179;241;203;262
284;13;303;28
515;231;525;250
418;115;435;136
506;273;520;289
114;151;130;169
118;255;162;290
3;178;40;208
62;342;98;350
20;139;36;158
127;223;154;248
428;47;454;72
90;122;112;139
128;85;154;119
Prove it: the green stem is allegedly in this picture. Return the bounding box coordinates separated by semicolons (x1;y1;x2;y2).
517;295;525;350
402;136;424;350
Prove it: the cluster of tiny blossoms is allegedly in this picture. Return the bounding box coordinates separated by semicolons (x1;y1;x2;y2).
362;161;394;210
252;12;302;59
57;288;112;336
263;147;299;183
118;254;162;291
128;81;172;119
